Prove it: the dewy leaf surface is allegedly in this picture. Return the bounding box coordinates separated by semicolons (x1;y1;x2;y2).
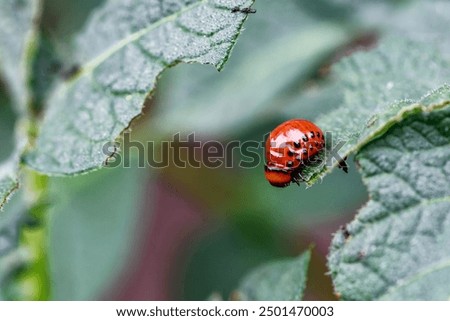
237;251;311;301
328;106;450;300
302;38;450;184
24;0;254;175
0;0;38;111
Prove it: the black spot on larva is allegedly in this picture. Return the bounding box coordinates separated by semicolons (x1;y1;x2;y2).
309;144;313;150
315;142;319;147
294;142;301;148
302;136;308;142
309;131;315;138
302;149;308;155
316;132;321;138
287;150;294;157
286;161;294;167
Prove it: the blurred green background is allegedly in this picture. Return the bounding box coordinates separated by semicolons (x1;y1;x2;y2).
3;0;424;300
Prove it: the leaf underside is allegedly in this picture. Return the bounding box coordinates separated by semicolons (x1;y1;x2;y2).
329;106;450;300
310;4;450;299
237;251;311;301
24;0;254;175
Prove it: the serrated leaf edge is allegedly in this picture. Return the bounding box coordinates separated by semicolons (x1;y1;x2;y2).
306;84;450;186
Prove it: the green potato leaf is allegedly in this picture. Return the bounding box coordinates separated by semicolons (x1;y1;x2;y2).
301;38;450;184
237;251;311;301
328;106;450;300
24;0;255;175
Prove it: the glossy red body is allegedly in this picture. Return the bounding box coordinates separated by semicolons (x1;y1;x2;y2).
264;119;325;187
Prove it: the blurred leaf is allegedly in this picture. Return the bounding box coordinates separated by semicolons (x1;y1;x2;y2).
7;172;51;301
27;31;60;114
385;1;450;60
303;38;450;184
0;90;30;300
48;165;149;300
0;159;19;210
338;0;448;44
0;86;20;210
41;0;106;45
184;225;281;300
231;162;366;228
293;0;354;22
0;90;17;163
0;0;39;112
152;0;353;136
24;0;255;175
0;192;28;300
28;0;109;114
237;250;311;301
279;80;343;122
164;153;367;231
328;107;450;300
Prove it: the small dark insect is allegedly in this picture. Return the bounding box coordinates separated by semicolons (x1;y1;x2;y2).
231;6;257;14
